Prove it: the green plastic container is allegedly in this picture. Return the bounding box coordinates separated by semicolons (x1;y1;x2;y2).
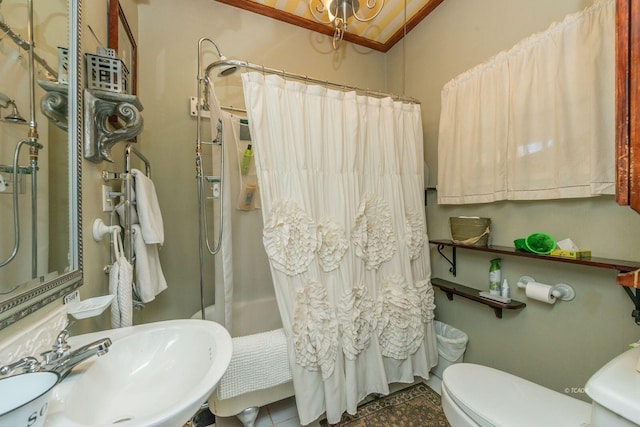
514;233;556;254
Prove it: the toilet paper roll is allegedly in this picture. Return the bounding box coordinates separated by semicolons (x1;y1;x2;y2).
525;281;556;304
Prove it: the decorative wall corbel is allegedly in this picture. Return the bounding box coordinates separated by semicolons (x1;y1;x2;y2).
38;80;69;131
84;89;144;163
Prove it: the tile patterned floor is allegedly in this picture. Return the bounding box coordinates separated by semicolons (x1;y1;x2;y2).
214;396;321;427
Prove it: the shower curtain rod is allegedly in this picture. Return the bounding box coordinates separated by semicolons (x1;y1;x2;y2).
204;59;421;105
0;21;57;79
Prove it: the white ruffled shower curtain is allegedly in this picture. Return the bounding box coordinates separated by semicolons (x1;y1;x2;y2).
437;0;614;204
242;72;438;425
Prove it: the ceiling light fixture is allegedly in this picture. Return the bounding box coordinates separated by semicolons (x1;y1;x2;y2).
309;0;385;49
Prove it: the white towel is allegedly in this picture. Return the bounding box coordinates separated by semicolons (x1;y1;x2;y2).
109;260;121;328
109;230;133;328
131;169;164;245
132;224;167;303
116;186;140;227
216;328;292;400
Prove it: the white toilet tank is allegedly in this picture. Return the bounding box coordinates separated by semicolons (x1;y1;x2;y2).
586;346;640;427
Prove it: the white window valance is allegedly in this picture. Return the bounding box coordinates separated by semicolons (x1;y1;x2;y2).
437;0;614;204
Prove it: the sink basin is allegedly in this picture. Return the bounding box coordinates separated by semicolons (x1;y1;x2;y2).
46;319;232;427
0;371;59;427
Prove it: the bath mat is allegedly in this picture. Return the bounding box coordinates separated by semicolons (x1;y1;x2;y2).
319;383;450;427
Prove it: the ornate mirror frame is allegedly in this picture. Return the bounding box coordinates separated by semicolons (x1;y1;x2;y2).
0;0;83;329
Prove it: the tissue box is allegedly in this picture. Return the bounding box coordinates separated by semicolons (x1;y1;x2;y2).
550;249;591;259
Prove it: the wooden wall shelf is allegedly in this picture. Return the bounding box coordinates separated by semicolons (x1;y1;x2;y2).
429;239;640;274
429;239;640;325
431;278;525;319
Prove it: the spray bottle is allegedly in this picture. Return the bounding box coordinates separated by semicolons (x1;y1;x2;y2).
489;258;501;295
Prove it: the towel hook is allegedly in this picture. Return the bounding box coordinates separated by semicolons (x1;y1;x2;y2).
92;218;121;242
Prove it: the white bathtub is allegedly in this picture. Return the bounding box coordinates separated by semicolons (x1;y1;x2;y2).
194;295;294;422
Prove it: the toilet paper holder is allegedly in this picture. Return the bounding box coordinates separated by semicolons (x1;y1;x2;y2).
516;276;576;301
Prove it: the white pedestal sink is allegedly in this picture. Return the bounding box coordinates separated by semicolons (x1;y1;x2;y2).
45;319;232;427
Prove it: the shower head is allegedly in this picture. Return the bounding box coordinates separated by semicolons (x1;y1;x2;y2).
3;102;27;123
216;55;238;77
218;64;238;77
204;59;239;80
0;93;27;124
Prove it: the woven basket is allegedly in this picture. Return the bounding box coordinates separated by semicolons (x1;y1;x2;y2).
449;217;491;247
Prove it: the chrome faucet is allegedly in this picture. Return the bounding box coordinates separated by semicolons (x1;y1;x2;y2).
44;335;112;379
0;329;112;379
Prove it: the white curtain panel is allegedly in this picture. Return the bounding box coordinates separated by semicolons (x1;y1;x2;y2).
242;72;438;425
438;52;511;204
207;82;235;331
438;0;614;204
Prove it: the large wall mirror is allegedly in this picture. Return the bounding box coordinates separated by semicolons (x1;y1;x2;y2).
0;0;82;329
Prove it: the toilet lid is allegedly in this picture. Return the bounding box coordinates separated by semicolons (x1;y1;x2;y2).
442;363;591;427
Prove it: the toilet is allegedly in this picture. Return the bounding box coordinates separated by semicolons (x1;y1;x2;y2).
441;346;640;427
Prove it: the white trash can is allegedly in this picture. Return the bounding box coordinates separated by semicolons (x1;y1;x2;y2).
432;321;468;380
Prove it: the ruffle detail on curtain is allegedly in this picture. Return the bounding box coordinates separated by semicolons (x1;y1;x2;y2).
316;217;348;272
376;275;423;359
337;284;376;360
405;210;426;260
263;200;318;276
351;194;397;270
292;281;339;379
414;279;436;323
